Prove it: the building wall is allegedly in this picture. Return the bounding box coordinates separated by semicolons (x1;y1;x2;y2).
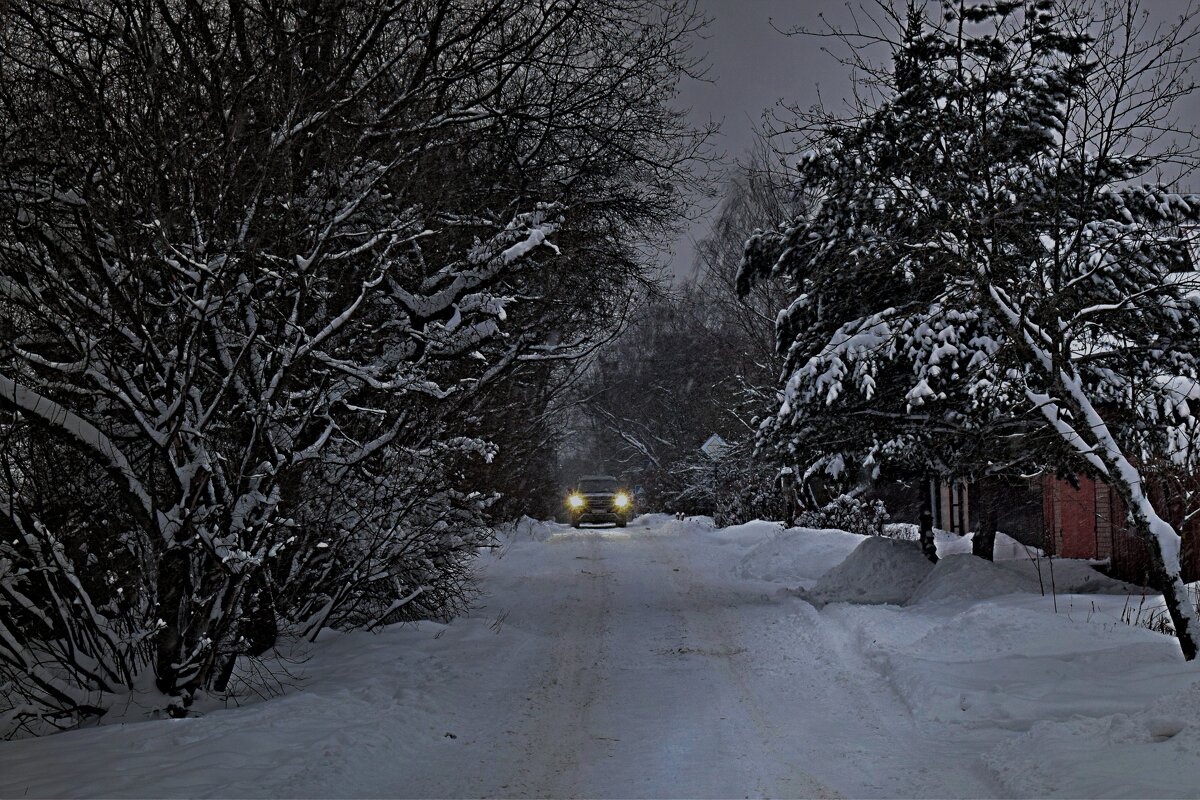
994;478;1046;550
1095;482;1114;560
1043;474;1200;585
927;477;1044;546
1043;474;1111;560
932;478;970;534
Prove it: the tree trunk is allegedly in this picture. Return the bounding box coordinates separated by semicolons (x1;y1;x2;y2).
972;482;997;561
211;571;278;693
986;273;1200;660
778;471;797;527
1047;381;1199;660
919;503;938;564
154;546;193;695
1111;486;1198;661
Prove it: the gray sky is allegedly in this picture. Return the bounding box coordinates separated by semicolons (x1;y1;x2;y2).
670;0;841;280
670;0;1200;280
679;0;855;161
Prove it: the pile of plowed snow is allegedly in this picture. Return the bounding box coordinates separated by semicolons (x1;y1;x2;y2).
709;519;784;547
801;536;933;606
787;533;1138;608
737;526;866;585
504;515;562;541
907;553;1037;605
632;513;716;537
995;556;1141;595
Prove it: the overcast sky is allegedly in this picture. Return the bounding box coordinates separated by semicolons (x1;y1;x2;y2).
670;0;1200;280
669;0;845;279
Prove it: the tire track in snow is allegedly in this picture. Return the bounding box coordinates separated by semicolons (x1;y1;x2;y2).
463;519;1001;798
508;531;616;798
652;534;840;800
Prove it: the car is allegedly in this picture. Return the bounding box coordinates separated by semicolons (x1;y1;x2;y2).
565;474;632;528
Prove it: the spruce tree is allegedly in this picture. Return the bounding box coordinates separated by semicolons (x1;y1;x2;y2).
741;0;1200;656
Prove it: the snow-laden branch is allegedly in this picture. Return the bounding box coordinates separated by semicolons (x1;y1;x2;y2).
0;372;154;520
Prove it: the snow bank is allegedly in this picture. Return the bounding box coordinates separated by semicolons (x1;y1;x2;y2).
0;619;518;798
884;526;1045;561
632;513;716;537
700;518;770;546
997;556;1140;595
629;512;676;527
737;526;866;585
802;536;933;607
990;531;1044;560
503;515;562;542
736;520;1135;609
986;680;1200;799
856;600;1197;734
907;553;1038;606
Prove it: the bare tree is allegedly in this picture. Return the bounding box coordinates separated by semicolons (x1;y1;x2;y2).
0;0;710;733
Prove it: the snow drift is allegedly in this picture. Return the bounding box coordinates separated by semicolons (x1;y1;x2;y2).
737;526;867;585
907;553;1039;606
800;536;933;607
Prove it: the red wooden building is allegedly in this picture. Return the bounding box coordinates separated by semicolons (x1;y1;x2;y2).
1042;474;1200;585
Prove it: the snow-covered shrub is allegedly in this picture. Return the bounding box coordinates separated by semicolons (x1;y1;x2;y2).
711;471;791;528
278;442;497;641
880;523;921;541
0;426;152;737
672;445;791;527
0;0;707;732
797;495;890;536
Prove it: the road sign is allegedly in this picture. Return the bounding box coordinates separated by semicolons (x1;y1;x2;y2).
700;433;730;461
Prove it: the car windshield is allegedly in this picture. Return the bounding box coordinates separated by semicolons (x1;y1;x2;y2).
579;478;618;493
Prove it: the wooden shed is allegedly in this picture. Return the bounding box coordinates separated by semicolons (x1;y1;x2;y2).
926;476;1045;544
1042;474;1200;585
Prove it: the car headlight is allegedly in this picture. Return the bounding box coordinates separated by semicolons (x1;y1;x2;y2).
567;493;584;509
613;491;631;509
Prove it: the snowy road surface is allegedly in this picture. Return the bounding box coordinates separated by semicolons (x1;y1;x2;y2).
3;514;1199;798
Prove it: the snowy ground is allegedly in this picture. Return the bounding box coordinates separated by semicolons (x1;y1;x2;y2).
3;514;1199;798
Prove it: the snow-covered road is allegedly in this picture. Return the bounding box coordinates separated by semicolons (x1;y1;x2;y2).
473;523;994;799
474;526;848;798
3;514;1199;798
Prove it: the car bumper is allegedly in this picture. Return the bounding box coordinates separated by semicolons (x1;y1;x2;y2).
572;510;627;522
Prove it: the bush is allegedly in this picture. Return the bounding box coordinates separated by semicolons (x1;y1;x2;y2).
797;495;889;536
670;446;792;527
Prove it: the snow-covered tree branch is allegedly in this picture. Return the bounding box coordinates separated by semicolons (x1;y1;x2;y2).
0;0;709;733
